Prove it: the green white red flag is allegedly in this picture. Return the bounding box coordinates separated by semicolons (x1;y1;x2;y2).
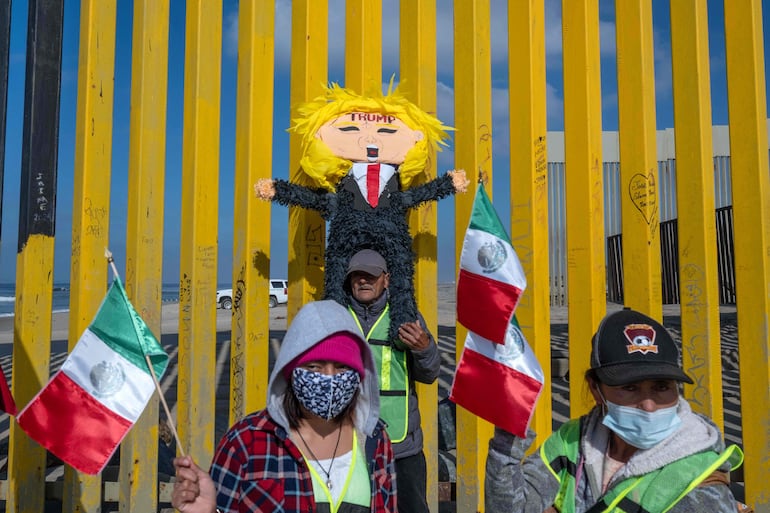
451;185;543;437
450;316;544;437
456;185;526;344
0;366;16;415
17;277;168;475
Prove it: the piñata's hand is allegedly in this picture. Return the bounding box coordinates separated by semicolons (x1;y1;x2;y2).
398;321;432;351
171;456;218;513
254;178;276;200
448;169;470;193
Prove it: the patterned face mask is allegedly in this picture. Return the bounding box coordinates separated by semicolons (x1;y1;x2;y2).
291;368;361;420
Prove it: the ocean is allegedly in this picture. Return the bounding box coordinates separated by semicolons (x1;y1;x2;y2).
0;283;182;318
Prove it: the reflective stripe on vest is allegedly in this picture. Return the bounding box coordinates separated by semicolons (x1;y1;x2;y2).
540;418;744;513
350;305;410;443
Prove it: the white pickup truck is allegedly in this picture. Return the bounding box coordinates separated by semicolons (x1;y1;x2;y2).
216;279;288;309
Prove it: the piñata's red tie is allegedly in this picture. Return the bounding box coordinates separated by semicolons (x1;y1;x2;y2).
366;164;380;208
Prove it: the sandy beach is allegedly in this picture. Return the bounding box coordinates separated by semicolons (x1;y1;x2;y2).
0;285;459;358
0;292;455;348
0;301;242;349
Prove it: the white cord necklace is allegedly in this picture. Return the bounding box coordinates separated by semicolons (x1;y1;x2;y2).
296;425;343;490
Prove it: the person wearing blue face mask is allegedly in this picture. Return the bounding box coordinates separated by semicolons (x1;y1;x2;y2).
485;307;748;513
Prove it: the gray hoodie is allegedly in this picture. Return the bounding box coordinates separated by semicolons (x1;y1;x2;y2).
485;398;739;513
266;300;382;437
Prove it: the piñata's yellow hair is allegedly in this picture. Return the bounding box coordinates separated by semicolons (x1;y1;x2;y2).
290;82;452;191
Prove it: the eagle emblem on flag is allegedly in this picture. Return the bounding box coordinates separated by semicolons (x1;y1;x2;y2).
477;240;507;273
90;361;126;398
495;323;526;362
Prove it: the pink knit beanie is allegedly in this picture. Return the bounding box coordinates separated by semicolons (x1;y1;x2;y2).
284;332;365;379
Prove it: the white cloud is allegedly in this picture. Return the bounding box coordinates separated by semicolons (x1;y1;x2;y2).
653;27;673;99
546;81;565;129
223;1;293;73
328;0;346;76
436;81;456;169
223;9;239;57
599;19;617;58
272;0;405;83
275;0;293;74
545;1;564;61
491;87;511;156
436;81;455;125
381;1;401;75
436;4;454;77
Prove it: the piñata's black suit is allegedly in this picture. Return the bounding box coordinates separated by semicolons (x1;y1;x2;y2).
271;172;457;341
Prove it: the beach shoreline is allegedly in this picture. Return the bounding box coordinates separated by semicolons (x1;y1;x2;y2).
0;301;254;347
0;284;461;347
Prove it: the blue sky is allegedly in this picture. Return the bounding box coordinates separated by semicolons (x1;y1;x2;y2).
0;0;767;285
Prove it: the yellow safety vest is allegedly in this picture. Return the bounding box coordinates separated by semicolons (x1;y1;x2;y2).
540;418;744;513
350;305;409;443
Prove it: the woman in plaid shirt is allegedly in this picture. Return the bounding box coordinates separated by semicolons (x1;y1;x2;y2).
172;300;397;512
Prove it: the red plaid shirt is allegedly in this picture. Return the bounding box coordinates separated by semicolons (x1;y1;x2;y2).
210;409;397;512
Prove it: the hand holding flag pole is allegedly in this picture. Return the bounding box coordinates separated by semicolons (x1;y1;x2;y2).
104;248;186;457
17;250;175;474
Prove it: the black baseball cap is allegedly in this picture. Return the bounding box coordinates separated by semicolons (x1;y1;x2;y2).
345;249;388;280
590;307;693;386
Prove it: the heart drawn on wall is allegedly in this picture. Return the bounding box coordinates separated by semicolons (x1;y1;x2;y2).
628;172;657;225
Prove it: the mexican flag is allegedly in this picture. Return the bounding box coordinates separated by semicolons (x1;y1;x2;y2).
456;185;526;344
0;366;16;415
452;185;542;436
17;278;168;475
450;316;544;437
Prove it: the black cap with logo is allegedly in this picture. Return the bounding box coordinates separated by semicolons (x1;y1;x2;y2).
590;307;693;386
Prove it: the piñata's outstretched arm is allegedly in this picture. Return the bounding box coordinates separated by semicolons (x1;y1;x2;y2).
255;178;337;219
400;169;469;209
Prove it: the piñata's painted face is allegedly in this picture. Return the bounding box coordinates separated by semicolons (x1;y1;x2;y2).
316;112;424;165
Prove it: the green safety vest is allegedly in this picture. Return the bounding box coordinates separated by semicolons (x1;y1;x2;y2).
350;305;409;443
539;418;744;513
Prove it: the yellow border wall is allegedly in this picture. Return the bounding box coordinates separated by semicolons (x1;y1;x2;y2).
3;2;769;511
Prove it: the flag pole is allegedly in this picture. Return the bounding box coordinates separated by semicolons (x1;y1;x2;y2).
104;248;186;456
